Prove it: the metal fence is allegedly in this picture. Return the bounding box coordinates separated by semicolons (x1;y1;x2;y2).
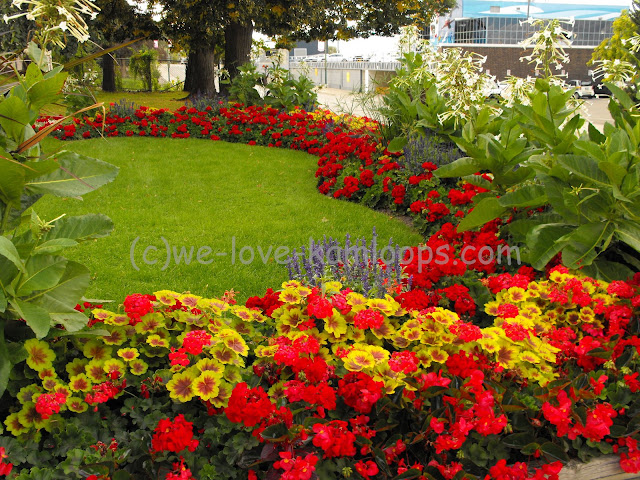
115;57;186;90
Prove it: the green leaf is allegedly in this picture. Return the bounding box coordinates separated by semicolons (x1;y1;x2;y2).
29;261;89;308
539;442;570;462
17;256;68;296
0;96;30;142
25;151;119;197
498;185;547;208
560;222;614;269
434;157;481;178
527;224;573;270
502;432;534;448
557;155;610;187
588;122;606;144
0;320;11;398
387;136;407;153
0;236;26;273
9;298;51;338
599;161;628;188
0;288;6;313
457;197;506;232
615;220;640;254
30;238;78;256
27;72;67;111
40;214;114;242
0;158;26;207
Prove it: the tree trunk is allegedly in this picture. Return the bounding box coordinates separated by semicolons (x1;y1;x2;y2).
224;20;253;86
183;51;197;92
102;53;117;92
186;46;217;96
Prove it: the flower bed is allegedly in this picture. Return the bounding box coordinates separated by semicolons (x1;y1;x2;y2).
6;104;637;479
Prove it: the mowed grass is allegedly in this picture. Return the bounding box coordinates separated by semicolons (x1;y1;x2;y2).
34;137;423;304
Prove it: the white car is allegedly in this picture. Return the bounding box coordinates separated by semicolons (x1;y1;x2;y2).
567;80;595;98
326;53;351;62
301;54;325;63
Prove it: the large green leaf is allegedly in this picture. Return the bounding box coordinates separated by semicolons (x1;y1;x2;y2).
32;238;79;255
9;298;51;339
38;297;89;332
0;236;26;273
527;224;573;270
0;320;11;398
17;256;68;296
40;214;114;242
387;136;407;153
434;157;481;179
0;96;30;142
29;261;89;310
557;155;610;187
25;152;119;197
27;71;67;111
560;222;614;269
457;197;506;232
615;220;640;254
0;288;6;313
0;158;26;208
498;185;547;208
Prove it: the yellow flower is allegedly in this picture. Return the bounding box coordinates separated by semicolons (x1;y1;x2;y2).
193;371;221;401
69;374;92;392
103;359;126;379
324;312;348;336
280;308;306;328
102;327;127;345
154;290;180;306
484;301;500;316
208;380;233;408
343;350;376;371
366;298;395;315
129;359;148;376
346;292;368;311
223;365;243;384
279;289;302;304
5;412;29;436
24;339;56;372
254;345;278;358
17;385;42;404
178;293;201;308
296;285;312;298
65;358;89;377
91;309;114;323
85;359;106;383
222;334;249;357
323;281;342;295
42;377;61;391
110;314;130;326
66;396;88;413
370;319;396;339
18;402;48;430
362;345;390;364
146;334;169;348
210;344;237;364
83;341;112;361
135;313;165;334
195;358;224;375
232;306;255;321
166;370;197;402
117;347;140;362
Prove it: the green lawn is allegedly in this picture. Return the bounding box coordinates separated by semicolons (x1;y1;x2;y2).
34;137;422;304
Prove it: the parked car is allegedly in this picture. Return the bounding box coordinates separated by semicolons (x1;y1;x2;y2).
352;55;372;62
593;83;612;98
301;54;325;63
326;53;350;62
567;80;595;98
486;80;507;99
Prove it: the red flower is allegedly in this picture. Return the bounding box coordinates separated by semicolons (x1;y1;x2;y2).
150;414;199;454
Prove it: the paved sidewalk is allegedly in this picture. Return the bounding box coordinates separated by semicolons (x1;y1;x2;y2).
316;87;614;130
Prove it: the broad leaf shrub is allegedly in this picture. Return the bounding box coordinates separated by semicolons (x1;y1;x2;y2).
2;270;640;478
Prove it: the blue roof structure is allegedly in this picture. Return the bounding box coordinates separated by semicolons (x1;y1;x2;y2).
460;0;632;20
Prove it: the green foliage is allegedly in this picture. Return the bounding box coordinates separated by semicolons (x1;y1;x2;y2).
129;48;160;92
0;49;118;398
228;63;318;111
438;78;640;279
591;12;640;74
379;52;455;142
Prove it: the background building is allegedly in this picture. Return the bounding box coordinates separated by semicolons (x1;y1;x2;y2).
427;0;632;80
